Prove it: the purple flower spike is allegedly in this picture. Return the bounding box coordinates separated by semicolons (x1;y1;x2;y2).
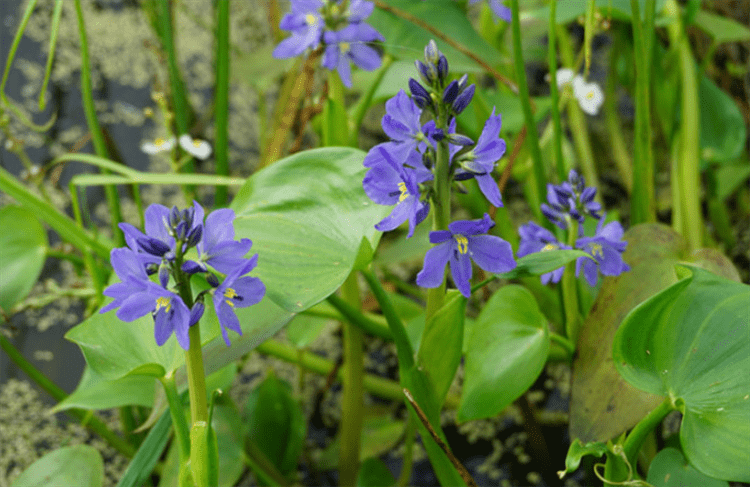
456;108;506;207
416;214;516;298
575;217;630;287
213;257;266;346
194;208;253;274
272;0;325;59
363;146;432;238
517;222;571;284
322;23;384;87
541;170;602;228
470;0;512;22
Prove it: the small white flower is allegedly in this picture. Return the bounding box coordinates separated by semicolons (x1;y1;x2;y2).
572;77;604;116
141;136;176;155
555;68;576;88
179;134;212;160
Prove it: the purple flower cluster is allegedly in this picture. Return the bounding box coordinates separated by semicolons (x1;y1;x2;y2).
101;203;265;350
272;0;384;87
469;0;512;22
518;170;629;286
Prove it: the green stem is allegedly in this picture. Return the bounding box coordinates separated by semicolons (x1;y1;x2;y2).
69;182;105;301
159;375;191;467
74;0;123;247
425;137;451;318
548;0;566;182
604;47;633;192
549;332;575;357
213;0;230;207
397;415;417;487
360;269;415;370
583;0;596;76
561;219;581;343
665;0;702;251
327;293;393;340
0;334;135;458
338;273;364;486
39;0;63;111
630;0;657;224
158;1;192;136
511;0;546;211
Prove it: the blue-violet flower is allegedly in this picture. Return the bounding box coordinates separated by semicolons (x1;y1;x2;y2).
517;222;571;284
575;217;630;286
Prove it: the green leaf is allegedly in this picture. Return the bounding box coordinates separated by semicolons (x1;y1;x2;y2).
0;206;48;312
51;365;155;412
417;290;465;405
528;0;667;24
357;458;397;487
693;10;750;44
647;447;729;487
231;147;388;312
698;75;747;165
714;161;750;200
285;313;330;348
558;439;608;479
116;410;172;487
244;372;305;476
496;249;590;280
10;445;103;487
370;0;503;69
614;266;750;483
458;285;549;422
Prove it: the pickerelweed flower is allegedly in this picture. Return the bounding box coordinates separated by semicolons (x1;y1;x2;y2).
101;202;264;350
517;222;571;284
575;216;630;286
417;214;516;298
273;0;384;87
454;108;506;207
541;169;602;229
381;90;437;163
469;0;512;22
363;146;432;238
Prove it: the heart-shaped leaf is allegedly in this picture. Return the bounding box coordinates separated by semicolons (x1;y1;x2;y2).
231;147;388;312
646;447;729;487
614;266;750;482
11;445;103;487
0;206;48;312
52;365;155;412
458;285;549;422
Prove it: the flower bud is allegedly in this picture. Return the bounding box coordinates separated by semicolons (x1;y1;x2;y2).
408;78;431;109
442;80;459;105
452;84;475;115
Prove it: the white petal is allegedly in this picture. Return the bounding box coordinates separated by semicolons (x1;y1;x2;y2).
574;80;604;116
179;134;212;160
555;68;575;88
140;136;176;154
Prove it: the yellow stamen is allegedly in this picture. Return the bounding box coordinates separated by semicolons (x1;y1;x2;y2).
225;299;235;308
590;243;603;258
541;243;558;252
397;182;409;203
156;296;171;312
455;235;469;254
155;137;166;147
192;140;202;148
224;288;238;299
340;42;350;52
305;13;317;25
586;91;595;100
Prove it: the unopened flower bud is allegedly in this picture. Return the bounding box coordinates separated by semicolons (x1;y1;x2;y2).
443;80;459;105
452;84;475;115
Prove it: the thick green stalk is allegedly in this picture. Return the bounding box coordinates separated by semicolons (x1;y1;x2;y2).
561;219;581;343
665;0;702;251
319;295;393;340
213;0;230;207
548;0;565;182
0;334;135;457
425;137;451;319
511;0;546;209
397;415;417;487
74;0;123;246
630;0;657;224
549;332;575;358
338;273;365;486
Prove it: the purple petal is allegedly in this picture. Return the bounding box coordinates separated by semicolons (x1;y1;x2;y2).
116;292;156;322
144;204;172;243
348;43;382;71
467;235;516;274
416;242;452;289
475;172;503;207
374;199;412;233
429;230;452;244
448;213;495;236
449;251;473;298
231;277;266;308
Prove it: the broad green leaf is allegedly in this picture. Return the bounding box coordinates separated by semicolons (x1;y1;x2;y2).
714;161;750;200
244;372;305;476
231;147;388;312
11;445;103;487
647;447;729;487
417;290;465;405
0;206;47;312
370;0;503;70
496;249;590;280
458;285;549;422
357;458;397;487
403;365;467;487
698;75;746;165
52;365;155;412
285;313;330;348
693;10;750;44
614;266;750;482
558;439;608;478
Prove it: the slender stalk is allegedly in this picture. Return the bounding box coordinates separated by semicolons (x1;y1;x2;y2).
561;219;581;343
583;0;596;77
213;0;230;207
338;273;364;486
326;294;393;340
74;0;123;246
157;1;192;136
548;0;565;182
549;331;575;357
0;335;135;457
630;0;657;224
397;414;417;487
665;0;702;251
604;49;633;192
159;375;191;467
39;0;63;111
511;0;546;210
